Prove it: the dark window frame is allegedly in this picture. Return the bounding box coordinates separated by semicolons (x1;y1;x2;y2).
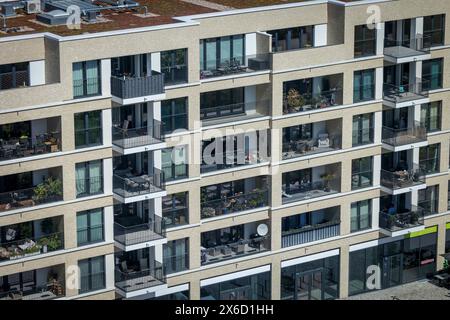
75;160;104;198
354;24;377;58
74;110;103;149
161;97;188;134
351;156;373;190
350;200;372;232
352;113;374;147
77;208;104;246
78;256;106;294
72;60;101;99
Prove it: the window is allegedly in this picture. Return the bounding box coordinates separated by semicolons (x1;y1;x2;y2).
352;157;373;190
352;113;374;146
418;185;439;216
74;110;102;148
351;200;372;232
161;147;188;182
423;14;445;48
161;98;188;134
163;238;189;274
0;62;29;90
422;58;443;91
72;60;101;98
161;49;188;85
78;256;105;294
353;69;375;103
354;25;376;57
421;101;441;133
200;88;245;120
200;35;245;71
77;208;104;246
75;160;103;198
267;26;314;52
419;144;440;174
162;192;189;228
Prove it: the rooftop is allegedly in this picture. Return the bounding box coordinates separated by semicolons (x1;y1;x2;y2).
0;0;376;39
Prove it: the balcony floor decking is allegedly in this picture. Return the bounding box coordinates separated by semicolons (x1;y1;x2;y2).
384;46;429;59
201;111;266;127
282;188;339;204
116;274;164;292
282;146;338;160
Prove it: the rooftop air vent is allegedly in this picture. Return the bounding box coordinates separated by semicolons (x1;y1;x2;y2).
25;0;41;14
36;9;69;25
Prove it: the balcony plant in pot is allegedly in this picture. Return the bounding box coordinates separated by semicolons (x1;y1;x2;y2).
46;234;62;252
38;237;49;253
45;177;63;202
32;182;49;205
320;173;335;192
285;88;305;113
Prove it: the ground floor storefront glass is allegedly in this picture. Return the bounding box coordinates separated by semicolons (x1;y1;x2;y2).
281;255;339;300
200;271;270;300
349;228;438;296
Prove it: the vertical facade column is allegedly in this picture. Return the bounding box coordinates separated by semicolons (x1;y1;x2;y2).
375;67;384;100
270;258;281;300
339;245;350;299
61;113;75;152
436;222;447;271
101;59;111;97
376;23;385;55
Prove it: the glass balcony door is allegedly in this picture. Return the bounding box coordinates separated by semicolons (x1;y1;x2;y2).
295;269;323;300
382;254;403;288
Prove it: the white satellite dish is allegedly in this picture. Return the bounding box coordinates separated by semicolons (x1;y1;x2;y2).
257;223;269;236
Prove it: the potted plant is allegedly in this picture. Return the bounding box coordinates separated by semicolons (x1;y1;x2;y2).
47;234;62;251
286;88;305;113
320;173;335;192
38;237;49;253
45;177;63;201
32;183;49;204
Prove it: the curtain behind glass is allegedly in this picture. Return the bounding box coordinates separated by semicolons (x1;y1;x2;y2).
362;71;374;100
75;164;86;196
232;35;244;65
72;62;84;97
90;209;104;242
206;40;217;71
85;60;99;95
89;160;102;194
90;257;105;291
77;213;88;245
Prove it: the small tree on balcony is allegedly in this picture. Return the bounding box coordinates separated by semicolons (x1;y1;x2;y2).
286;88;305;112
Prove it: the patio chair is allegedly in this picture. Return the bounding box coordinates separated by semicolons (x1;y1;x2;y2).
317;133;330;148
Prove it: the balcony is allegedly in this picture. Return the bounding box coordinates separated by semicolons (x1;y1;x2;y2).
110;72;165;104
200;54;270;80
115;261;165;294
0;118;61;162
282;221;340;248
283;88;343;115
201;221;270;265
282;133;341;160
383;79;429;107
112;120;164;153
114;215;166;248
0;69;29;90
0;171;63;213
113;169;165;202
382;121;427;150
379;206;425;236
201;189;269;219
0;216;64;263
384;36;431;63
0;265;65;300
200;100;269;125
282;168;341;204
380;165;426;194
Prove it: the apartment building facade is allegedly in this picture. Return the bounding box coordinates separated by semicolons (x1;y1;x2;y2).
0;0;450;300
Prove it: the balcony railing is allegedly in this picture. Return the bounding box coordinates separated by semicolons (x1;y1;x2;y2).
0;232;64;263
0;280;65;300
114;215;166;246
200;152;264;173
382;121;427;147
384;35;431;58
113;169;165;198
200;100;268;121
282;179;340;203
0;132;61;161
383;78;429;104
282;134;341;160
379;206;425;232
283;88;343;115
111;72;165;99
419;158;440;175
115;261;165;292
162;207;188;228
281;221;340;248
0;182;63;213
112;121;163;149
380;165;425;190
418;199;439;217
201;189;269;219
0;70;29;90
200;54;270;79
201;235;270;265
